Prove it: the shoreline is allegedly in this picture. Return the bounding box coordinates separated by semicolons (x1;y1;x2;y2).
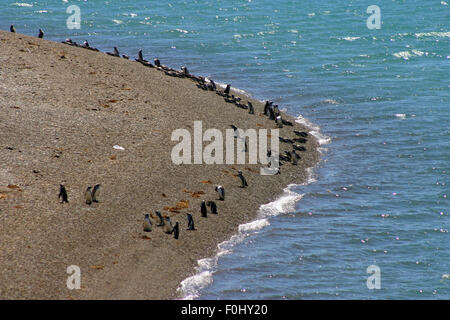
0;30;321;299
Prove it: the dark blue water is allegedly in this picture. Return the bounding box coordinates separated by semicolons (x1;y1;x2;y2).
2;0;448;299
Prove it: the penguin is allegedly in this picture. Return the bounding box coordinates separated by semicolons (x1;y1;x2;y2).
215;185;225;201
136;49;145;62
237;170;248;188
38;29;44;39
293;144;306;152
163;216;173;234
276;116;283;128
247;101;254;114
172;222;179;239
294;137;307;144
58;184;68;203
273;105;280;117
181;66;189;75
122;54;129;59
155;210;164;227
82;40;90;48
85;186;93;205
92;184;101;203
107;47;120;57
264;100;272;116
224;84;231;95
294;130;308;137
186;213;195;230
201;200;207;218
282;118;293;126
62;38;73;45
207;201;217;214
268;106;275;120
10;25;16;33
143;214;152;232
291;150;300;165
154;58;161;67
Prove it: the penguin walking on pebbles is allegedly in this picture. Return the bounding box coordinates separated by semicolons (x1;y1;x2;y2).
92;184;101;203
58;184;68;203
247;101;254;114
85;186;93;205
163;216;173;234
201;200;208;218
38;29;44;39
215;185;225;201
155;211;164;227
10;25;16;33
237;170;248;188
172;222;179;239
143;214;152;232
186;213;195;230
207;201;218;214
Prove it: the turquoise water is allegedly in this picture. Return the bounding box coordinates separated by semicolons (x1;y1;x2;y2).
2;0;448;299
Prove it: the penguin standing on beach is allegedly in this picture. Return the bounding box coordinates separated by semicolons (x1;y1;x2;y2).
58;184;68;203
143;214;152;232
85;186;93;205
224;84;231;96
215;185;225;201
38;29;44;39
155;211;165;227
247;101;254;114
237;170;248;188
172;222;179;239
207;201;218;214
10;25;16;33
201;200;207;218
186;213;195;230
92;184;101;203
163;216;174;234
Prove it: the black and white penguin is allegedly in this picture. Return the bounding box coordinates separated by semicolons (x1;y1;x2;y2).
10;25;16;33
163;216;174;234
143;214;152;232
247;101;254;114
155;211;165;227
206;201;217;214
58;184;68;203
85;186;93;205
186;213;195;230
237;170;248;188
172;222;179;239
38;29;44;39
92;184;101;203
201;200;207;218
215;185;225;201
294;130;308;137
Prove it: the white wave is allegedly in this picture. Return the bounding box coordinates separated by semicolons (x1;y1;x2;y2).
395;113;407;119
415;31;450;38
112;19;123;25
393;51;413;60
239;219;270;232
177;184;307;300
13;2;33;7
341;36;360;41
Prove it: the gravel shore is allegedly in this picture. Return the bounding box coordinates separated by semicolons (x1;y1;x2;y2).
0;30;320;299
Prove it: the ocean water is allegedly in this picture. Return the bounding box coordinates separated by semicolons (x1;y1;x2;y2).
1;0;448;299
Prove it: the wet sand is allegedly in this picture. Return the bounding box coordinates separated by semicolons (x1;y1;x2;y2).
0;30;320;299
